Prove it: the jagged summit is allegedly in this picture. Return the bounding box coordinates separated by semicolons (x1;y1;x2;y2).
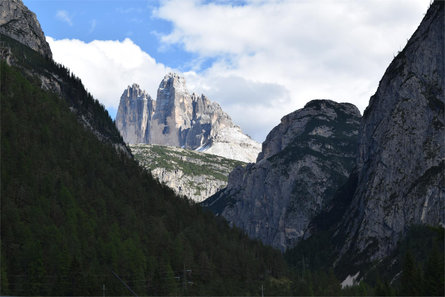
116;73;261;162
0;0;52;58
115;84;154;145
123;83;150;99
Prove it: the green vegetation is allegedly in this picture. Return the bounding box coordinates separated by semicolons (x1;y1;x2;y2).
285;223;444;296
0;33;124;146
1;60;289;295
131;144;244;182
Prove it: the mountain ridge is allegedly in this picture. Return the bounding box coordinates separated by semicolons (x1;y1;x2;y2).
203;99;361;251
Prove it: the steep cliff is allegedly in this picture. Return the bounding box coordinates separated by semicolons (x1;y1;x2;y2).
0;0;52;58
131;144;244;202
203;100;361;251
115;73;261;163
336;0;445;266
115;84;154;144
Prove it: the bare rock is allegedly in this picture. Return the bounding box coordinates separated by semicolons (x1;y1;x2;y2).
0;0;52;58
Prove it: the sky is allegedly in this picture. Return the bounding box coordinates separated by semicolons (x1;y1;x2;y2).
24;0;431;142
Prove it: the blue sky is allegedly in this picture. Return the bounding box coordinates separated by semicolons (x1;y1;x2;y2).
24;0;431;142
25;0;194;68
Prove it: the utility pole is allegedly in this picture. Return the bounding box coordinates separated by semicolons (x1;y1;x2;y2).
102;284;105;297
261;284;264;297
183;264;186;290
182;264;192;291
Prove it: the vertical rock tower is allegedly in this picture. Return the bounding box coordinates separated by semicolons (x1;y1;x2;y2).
115;84;154;144
116;73;261;163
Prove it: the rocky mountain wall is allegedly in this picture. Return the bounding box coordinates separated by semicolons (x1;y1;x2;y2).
336;0;445;264
203;100;361;251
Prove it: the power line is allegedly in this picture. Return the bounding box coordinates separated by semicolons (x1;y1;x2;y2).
111;270;138;297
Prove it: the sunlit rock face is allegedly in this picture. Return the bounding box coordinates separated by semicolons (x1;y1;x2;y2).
116;73;260;163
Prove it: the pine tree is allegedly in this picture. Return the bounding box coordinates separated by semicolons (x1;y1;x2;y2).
423;243;444;296
400;250;422;296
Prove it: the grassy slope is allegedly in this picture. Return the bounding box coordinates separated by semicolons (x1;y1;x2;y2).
131;144;244;182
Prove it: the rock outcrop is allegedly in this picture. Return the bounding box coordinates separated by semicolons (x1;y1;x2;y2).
115;84;154;144
0;0;52;58
336;0;445;264
202;100;361;251
130;144;245;202
115;73;261;163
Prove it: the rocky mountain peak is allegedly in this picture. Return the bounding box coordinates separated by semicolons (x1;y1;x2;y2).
0;0;52;58
116;74;261;162
157;72;189;101
203;99;361;250
124;83;149;100
115;84;154;145
257;99;360;162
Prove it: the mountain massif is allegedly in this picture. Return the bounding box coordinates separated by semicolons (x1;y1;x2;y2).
203;1;444;290
116;76;261;163
203;100;361;251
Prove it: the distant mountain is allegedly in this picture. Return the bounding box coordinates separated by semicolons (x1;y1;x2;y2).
115;74;261;163
131;144;245;202
203;100;361;251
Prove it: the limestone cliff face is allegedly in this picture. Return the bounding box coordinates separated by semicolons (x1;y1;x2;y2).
115;84;154;144
337;1;445;264
0;0;52;58
116;73;261;163
203;100;361;251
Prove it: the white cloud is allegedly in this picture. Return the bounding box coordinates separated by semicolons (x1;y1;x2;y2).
154;0;431;141
46;37;171;111
56;10;73;26
47;0;431;143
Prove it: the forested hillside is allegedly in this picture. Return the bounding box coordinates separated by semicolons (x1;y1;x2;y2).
0;54;288;295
